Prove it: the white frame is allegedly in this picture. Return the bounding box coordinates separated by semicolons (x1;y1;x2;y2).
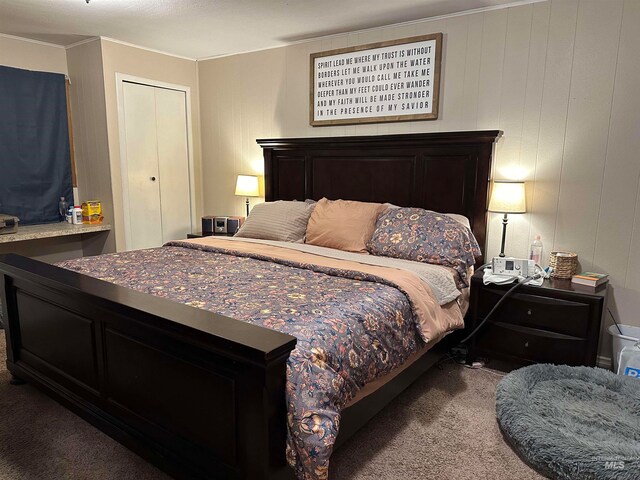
115;73;197;251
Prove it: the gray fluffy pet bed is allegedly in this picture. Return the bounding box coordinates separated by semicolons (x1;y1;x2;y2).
496;364;640;480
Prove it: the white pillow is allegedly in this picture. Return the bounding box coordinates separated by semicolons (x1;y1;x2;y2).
445;213;471;230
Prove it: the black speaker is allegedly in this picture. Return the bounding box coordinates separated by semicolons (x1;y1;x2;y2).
202;216;215;234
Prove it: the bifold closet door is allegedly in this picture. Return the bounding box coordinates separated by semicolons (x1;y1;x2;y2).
154;87;191;244
122;81;191;250
122;81;163;250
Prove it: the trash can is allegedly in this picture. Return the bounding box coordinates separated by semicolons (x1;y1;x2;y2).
609;324;640;372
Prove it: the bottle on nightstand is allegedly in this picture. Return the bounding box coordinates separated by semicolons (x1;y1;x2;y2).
529;235;543;264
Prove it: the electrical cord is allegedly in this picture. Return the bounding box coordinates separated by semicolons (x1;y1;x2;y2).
608;307;623;336
439;349;508;375
456;263;550;346
459;275;534;344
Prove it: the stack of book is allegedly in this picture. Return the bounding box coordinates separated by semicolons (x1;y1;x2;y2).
571;272;609;288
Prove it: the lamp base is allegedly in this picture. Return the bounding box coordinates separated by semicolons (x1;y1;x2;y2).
245;198;250;217
499;213;508;257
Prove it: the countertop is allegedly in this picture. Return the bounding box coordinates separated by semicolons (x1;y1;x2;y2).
0;222;111;244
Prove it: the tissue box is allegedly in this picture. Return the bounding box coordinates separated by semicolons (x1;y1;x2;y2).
82;201;103;224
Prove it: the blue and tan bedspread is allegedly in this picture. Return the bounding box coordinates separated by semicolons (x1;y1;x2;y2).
57;237;464;480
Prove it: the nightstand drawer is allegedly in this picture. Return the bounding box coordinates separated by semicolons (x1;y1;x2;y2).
477;289;590;338
477;322;587;365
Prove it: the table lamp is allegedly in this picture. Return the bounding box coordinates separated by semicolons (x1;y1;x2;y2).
235;175;260;217
488;181;526;257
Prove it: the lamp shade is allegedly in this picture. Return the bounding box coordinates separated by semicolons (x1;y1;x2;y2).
234;175;259;197
488;181;526;213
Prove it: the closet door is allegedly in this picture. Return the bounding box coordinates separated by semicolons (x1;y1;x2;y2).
121;81;193;250
122;81;163;250
155;88;191;244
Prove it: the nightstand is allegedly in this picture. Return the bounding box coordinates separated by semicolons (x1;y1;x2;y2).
187;231;234;239
466;267;608;367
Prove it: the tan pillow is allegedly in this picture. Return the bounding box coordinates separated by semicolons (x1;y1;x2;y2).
306;198;386;253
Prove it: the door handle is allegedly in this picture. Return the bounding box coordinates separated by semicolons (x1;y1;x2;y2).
150;176;156;181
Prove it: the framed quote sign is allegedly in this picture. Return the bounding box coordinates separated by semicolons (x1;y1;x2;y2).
310;33;442;126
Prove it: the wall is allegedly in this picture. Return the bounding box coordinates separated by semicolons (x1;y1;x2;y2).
66;39;116;254
198;0;640;363
1;35;202;256
0;35;97;261
100;39;202;252
0;34;67;74
66;38;202;253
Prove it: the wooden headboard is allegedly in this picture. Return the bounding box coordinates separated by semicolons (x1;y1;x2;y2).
257;130;502;263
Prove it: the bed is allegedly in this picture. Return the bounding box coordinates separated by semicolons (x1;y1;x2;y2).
0;130;501;479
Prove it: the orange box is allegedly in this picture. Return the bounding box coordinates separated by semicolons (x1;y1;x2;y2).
81;201;103;224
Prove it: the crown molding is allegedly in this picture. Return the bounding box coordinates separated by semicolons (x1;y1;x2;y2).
0;32;66;49
197;0;546;62
98;36;197;61
0;32;196;61
3;0;545;62
65;36;100;49
66;36;195;61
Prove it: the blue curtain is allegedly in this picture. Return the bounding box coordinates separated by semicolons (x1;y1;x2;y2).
0;65;72;225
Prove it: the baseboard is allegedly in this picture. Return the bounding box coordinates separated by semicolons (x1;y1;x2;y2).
596;355;612;370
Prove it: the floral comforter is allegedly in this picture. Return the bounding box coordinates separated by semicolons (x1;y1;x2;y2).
57;238;464;479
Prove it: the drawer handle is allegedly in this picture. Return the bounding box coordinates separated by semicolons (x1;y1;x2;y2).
527;308;532;316
524;341;529;348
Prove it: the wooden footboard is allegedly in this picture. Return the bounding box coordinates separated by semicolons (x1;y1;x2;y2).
0;253;297;480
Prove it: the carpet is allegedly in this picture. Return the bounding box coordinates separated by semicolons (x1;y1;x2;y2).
0;332;541;479
496;364;640;480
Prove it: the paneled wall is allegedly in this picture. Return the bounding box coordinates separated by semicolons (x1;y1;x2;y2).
198;0;640;362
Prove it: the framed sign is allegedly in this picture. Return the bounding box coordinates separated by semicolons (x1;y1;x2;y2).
310;33;442;126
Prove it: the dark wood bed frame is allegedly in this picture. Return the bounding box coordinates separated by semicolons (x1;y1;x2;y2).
0;131;501;479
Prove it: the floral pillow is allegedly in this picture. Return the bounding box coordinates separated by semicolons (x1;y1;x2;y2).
367;207;481;287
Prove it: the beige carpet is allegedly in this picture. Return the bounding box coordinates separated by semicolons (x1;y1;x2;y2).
0;332;543;479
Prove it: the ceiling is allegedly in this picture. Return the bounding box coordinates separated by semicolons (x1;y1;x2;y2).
0;0;522;59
